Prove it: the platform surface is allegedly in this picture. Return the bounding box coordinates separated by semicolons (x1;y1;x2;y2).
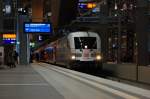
0;65;64;99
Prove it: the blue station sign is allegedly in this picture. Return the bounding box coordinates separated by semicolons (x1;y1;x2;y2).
24;22;52;33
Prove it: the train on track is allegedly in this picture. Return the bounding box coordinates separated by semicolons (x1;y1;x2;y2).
36;31;102;69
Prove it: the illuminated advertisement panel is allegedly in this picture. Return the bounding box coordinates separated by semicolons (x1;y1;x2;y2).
3;34;16;39
2;34;16;44
24;22;53;33
78;0;99;17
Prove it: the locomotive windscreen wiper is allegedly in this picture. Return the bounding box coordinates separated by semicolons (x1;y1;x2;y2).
91;40;97;51
78;37;83;50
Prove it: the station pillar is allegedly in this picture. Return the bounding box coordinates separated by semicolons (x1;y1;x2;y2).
0;0;3;34
99;3;109;63
136;0;149;66
18;15;30;65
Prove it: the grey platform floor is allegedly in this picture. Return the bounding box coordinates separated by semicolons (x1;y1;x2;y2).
0;65;64;99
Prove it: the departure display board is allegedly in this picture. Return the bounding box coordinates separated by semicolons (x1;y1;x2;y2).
24;22;52;33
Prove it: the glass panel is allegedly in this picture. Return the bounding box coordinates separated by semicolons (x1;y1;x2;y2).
74;37;97;49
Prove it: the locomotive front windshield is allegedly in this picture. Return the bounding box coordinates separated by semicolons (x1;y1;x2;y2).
74;37;97;49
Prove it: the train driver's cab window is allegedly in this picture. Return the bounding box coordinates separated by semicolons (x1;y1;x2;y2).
74;37;97;49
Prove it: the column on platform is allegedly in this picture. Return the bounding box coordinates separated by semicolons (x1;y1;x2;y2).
136;0;149;66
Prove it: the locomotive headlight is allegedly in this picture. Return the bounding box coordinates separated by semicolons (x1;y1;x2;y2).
96;55;102;60
71;55;76;60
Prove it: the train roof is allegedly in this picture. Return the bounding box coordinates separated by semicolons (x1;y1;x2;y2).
68;31;100;37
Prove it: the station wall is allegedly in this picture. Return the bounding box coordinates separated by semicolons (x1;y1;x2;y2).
103;64;150;84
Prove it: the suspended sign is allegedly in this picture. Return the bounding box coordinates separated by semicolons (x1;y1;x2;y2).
24;22;53;34
79;3;96;9
5;5;11;14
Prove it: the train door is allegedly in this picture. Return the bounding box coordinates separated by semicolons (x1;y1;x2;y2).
53;46;57;64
